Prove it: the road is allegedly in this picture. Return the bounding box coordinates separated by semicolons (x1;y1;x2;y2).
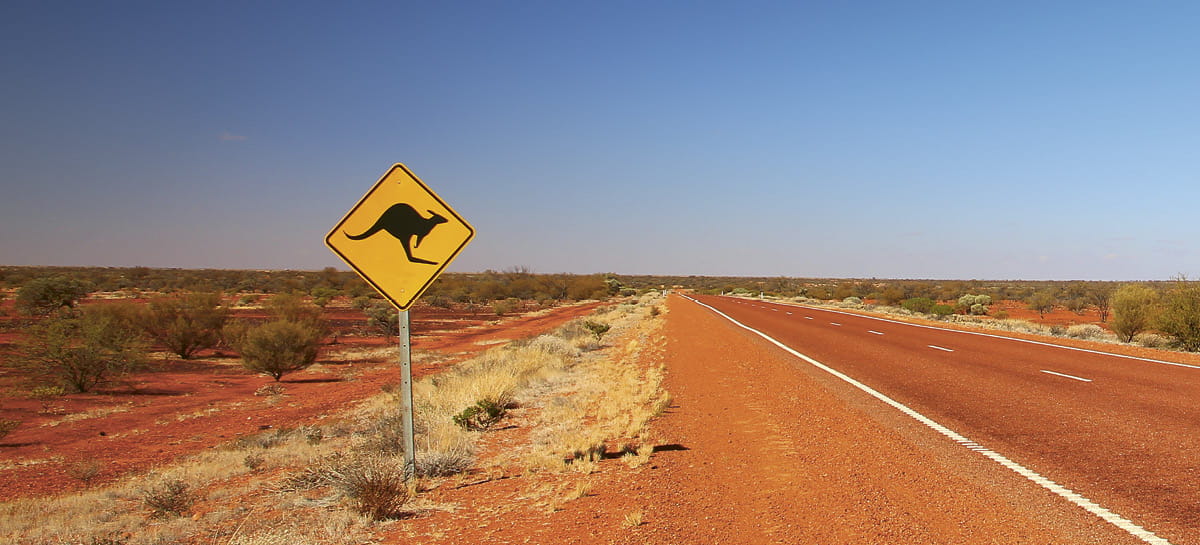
685;294;1200;545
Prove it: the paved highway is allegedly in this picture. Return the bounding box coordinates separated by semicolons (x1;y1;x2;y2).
688;294;1200;545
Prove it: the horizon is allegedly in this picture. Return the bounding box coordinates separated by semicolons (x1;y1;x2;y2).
5;3;1200;281
0;263;1184;285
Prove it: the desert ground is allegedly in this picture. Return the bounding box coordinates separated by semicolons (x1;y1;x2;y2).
3;291;1198;544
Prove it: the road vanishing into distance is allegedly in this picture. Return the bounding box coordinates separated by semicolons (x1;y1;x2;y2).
686;294;1200;545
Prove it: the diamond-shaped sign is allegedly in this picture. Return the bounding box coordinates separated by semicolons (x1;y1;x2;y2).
326;164;474;310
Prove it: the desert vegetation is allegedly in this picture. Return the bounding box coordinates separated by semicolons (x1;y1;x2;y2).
0;289;669;544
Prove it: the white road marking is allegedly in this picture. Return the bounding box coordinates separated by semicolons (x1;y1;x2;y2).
830;322;842;326
786;312;793;315
929;345;954;352
805;316;813;320
687;295;1174;545
1041;370;1093;382
766;299;1200;371
868;330;884;335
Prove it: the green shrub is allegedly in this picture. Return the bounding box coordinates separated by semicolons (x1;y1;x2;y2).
901;297;934;313
16;311;146;392
310;287;340;308
453;399;506;431
1026;290;1057;319
351;296;374;311
365;302;400;336
231;320;323;381
583;320;611;342
15;275;92;315
1111;284;1159;343
957;294;992;315
1157;282;1200;351
930;304;955;317
142;292;228;359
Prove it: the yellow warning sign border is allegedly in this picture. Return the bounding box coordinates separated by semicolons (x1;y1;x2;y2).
325;163;475;310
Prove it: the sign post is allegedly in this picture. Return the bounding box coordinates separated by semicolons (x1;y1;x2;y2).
398;310;414;477
326;164;475;479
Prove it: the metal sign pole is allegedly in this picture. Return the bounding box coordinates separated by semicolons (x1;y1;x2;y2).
398;309;416;481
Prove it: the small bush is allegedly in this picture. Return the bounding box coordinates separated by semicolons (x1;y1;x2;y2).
66;459;103;485
314;454;412;520
1135;333;1171;349
842;296;863;305
492;298;520;316
901;297;934;314
16;275;91;315
1157;282;1200;351
365;302;399;337
244;453;265;470
958;294;991;315
930;304;955;317
16;311;146;393
453;399;506;431
1111;284;1159;343
583;320;611;342
1066;324;1105;340
142;292;229;359
143;479;196;518
231;319;323;381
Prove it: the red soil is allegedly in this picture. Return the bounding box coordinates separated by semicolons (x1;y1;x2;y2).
0;301;602;499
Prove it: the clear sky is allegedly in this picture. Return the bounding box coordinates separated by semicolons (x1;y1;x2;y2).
3;1;1198;280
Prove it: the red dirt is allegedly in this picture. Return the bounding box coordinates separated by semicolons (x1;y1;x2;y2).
365;295;1145;544
0;301;602;500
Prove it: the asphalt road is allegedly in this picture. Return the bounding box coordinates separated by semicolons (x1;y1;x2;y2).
688;294;1200;545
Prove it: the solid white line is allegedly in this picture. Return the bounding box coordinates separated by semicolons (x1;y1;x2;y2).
929;345;954;352
1041;370;1093;382
868;330;884;335
684;295;1173;545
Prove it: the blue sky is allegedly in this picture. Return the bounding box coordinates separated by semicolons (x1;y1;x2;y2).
2;1;1199;280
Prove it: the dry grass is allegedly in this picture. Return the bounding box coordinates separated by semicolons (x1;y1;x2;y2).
622;508;645;528
518;294;670;471
0;294;673;544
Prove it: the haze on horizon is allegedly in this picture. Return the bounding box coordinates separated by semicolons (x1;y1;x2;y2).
3;2;1199;282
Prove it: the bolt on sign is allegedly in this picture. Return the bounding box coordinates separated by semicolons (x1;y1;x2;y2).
326;164;475;309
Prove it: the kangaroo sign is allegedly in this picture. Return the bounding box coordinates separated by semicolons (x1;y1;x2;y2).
326;164;475;310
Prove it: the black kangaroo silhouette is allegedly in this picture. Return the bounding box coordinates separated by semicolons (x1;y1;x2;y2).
345;203;448;265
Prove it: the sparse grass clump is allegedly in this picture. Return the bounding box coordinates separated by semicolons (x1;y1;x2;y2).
1066;324;1105;340
66;459;103;485
142;479;196;518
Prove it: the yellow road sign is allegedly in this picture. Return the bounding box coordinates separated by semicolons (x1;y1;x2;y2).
326;164;474;310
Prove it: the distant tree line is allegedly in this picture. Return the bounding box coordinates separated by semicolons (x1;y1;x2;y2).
0;266;626;307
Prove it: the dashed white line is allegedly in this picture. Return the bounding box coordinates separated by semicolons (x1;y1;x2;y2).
804;316;813;320
830;322;842;326
928;345;954;352
1041;370;1093;382
687;295;1174;545
868;330;884;335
